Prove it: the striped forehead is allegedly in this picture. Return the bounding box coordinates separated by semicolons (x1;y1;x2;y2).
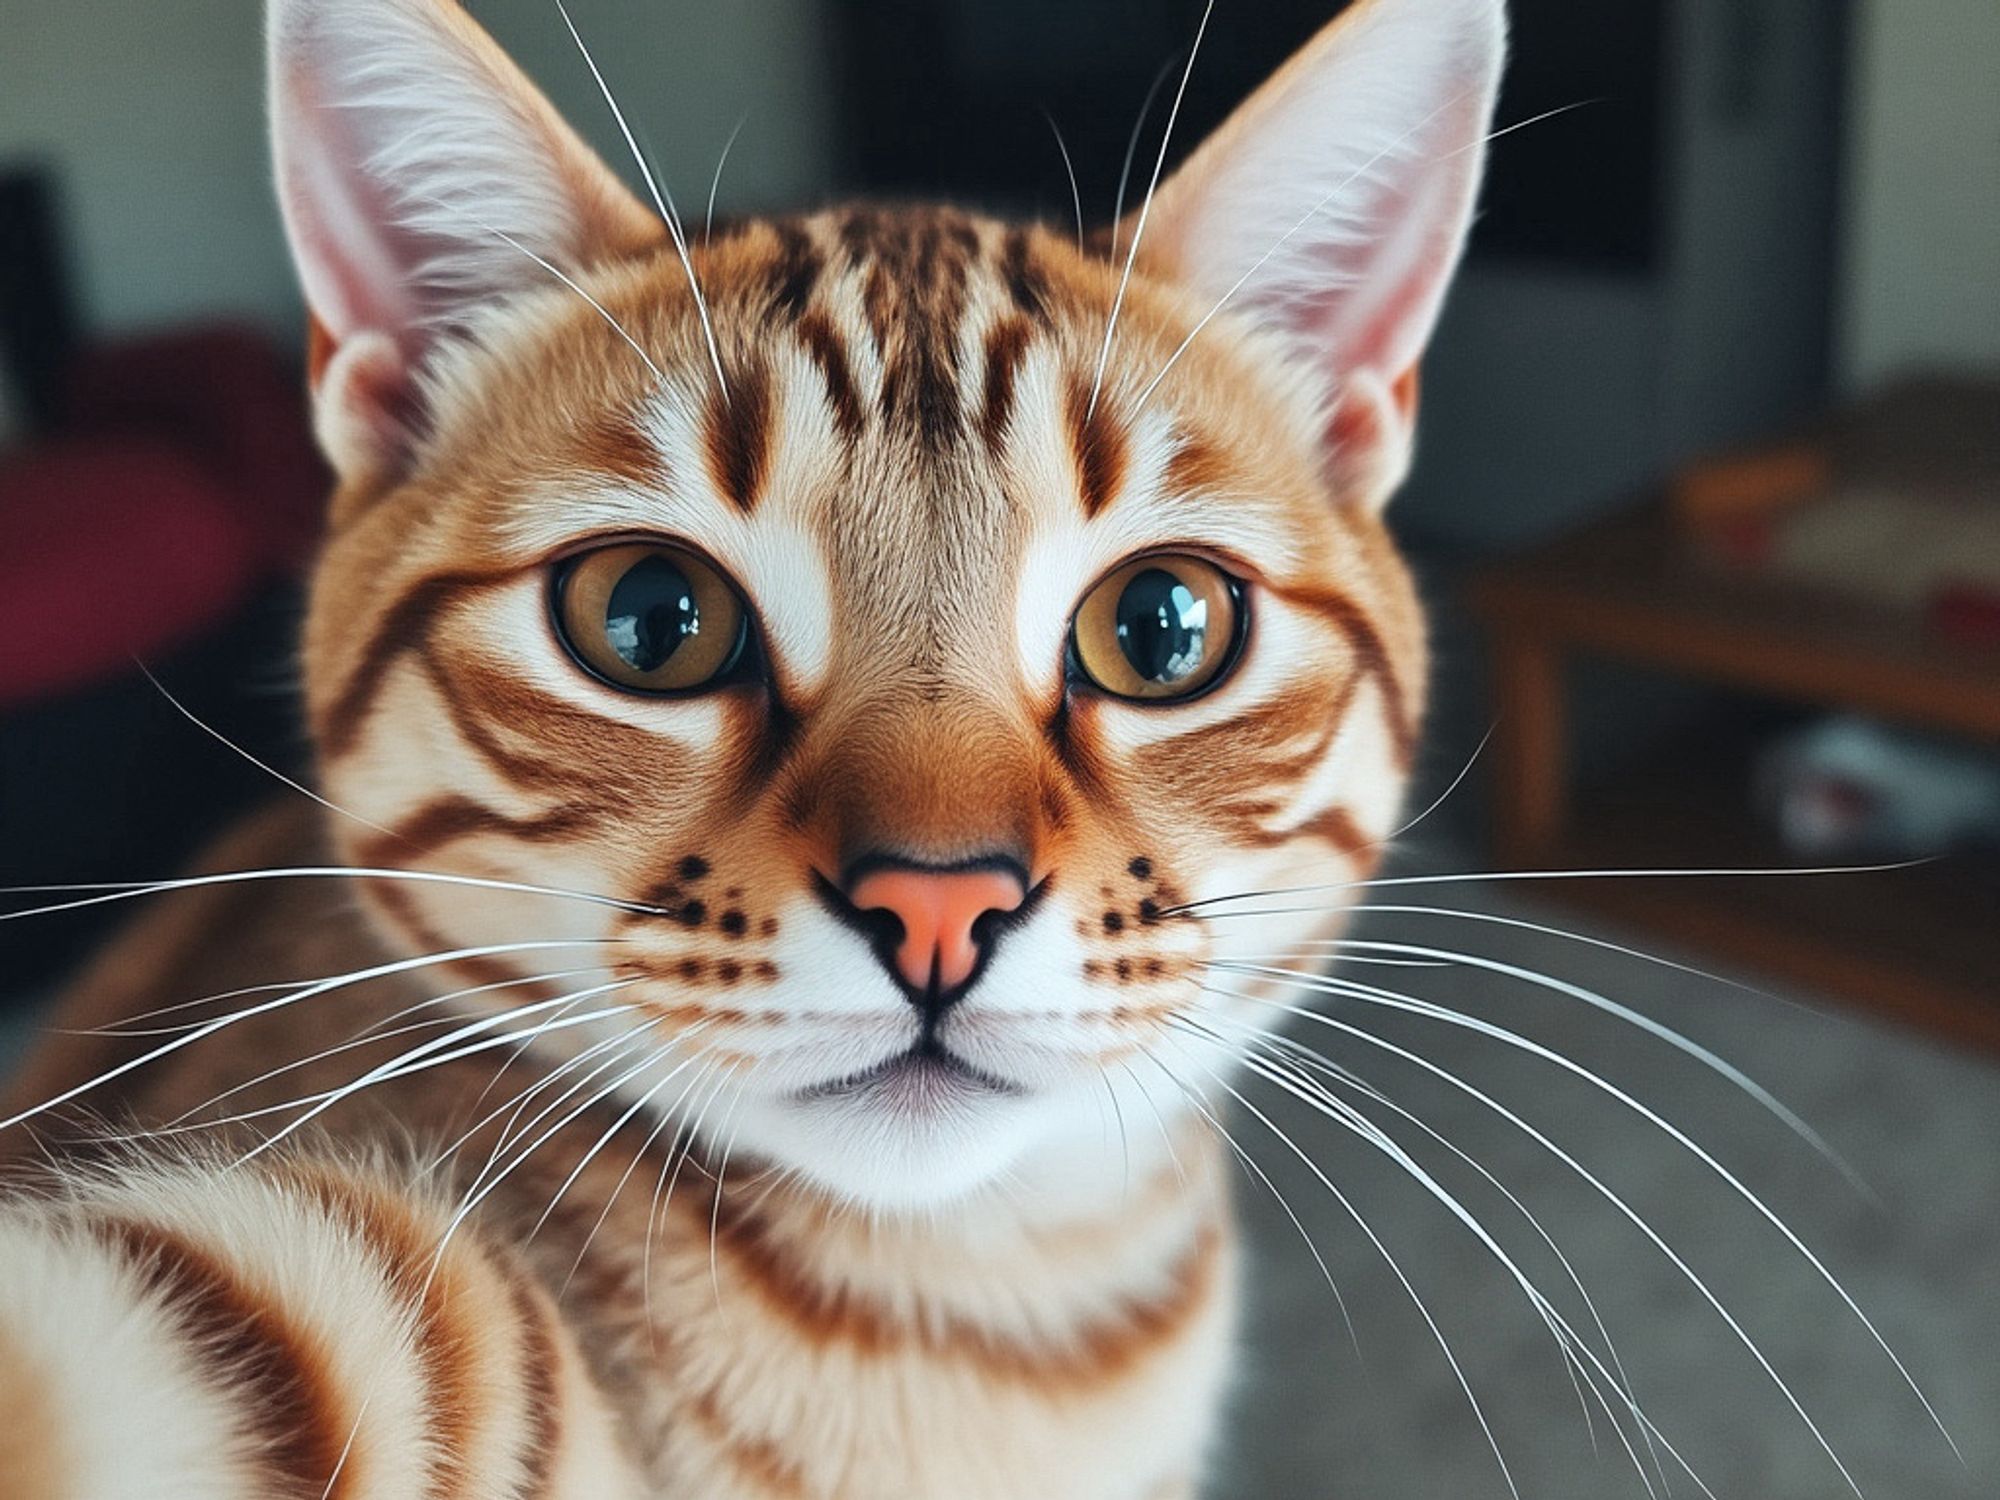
488;208;1311;692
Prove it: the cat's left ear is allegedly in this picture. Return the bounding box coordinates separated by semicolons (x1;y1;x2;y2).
268;0;662;489
1139;0;1506;510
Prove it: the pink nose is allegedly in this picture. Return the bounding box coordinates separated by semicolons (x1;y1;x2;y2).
846;864;1028;993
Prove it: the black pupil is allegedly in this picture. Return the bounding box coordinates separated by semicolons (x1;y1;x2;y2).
1115;568;1209;684
604;555;700;672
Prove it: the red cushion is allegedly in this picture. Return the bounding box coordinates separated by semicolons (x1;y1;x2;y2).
0;439;254;707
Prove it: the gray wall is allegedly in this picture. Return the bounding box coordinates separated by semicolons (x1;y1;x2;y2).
0;0;836;343
1840;0;2000;388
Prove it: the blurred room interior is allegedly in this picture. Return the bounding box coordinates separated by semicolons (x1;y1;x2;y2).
2;2;1995;1496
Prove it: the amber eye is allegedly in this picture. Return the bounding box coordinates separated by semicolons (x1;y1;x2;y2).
552;543;749;694
1070;555;1245;702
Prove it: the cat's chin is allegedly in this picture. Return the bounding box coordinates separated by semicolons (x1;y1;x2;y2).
721;1063;1055;1213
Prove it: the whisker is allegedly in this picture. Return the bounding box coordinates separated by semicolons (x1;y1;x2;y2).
1097;1064;1134;1199
554;0;730;398
425;1025;647;1180
106;999;644;1148
1110;57;1177;258
431;199;666;380
707;1066;755;1309
1167;1031;1524;1500
530;1021;721;1242
1264;913;1867;1195
704;115;748;247
160;966;604;1124
1140;1052;1362;1364
1131;89;1470;412
427;1032;675;1281
133;664;400;839
1180;1021;1699;1498
1131;99;1599;415
1040;108;1086;252
235;979;641;1165
1115;1058;1188;1190
560;1038;723;1297
0;939;623;1133
1215;1011;1663;1486
1169;857;1930;919
646;1059;735;1334
1086;0;1215;420
1382;724;1494;847
1;866;667;923
1215;962;1953;1473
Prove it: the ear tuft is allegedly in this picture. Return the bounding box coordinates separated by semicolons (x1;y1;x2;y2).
1143;0;1506;510
269;0;660;483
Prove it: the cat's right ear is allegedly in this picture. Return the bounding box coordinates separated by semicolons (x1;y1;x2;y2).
268;0;661;489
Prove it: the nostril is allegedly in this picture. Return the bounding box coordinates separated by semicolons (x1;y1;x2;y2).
839;857;1029;1000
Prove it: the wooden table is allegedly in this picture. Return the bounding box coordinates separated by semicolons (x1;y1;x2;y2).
1470;507;2000;1053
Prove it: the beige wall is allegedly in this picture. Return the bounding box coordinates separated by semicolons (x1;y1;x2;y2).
1841;0;2000;388
0;0;835;341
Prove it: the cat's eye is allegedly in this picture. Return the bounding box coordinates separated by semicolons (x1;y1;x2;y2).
1070;555;1246;703
552;543;750;694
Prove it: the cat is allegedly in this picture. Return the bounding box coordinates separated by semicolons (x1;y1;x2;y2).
0;0;1507;1494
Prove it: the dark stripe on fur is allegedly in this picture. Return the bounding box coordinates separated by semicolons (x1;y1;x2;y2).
1067;374;1129;517
100;1215;356;1498
704;356;775;511
980;316;1033;449
795;309;864;443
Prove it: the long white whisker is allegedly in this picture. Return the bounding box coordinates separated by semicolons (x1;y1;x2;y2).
235;980;641;1164
1040;109;1086;252
1087;0;1215;420
134;664;400;839
707;1065;755;1308
1132;88;1472;412
1182;1022;1698;1498
161;966;601;1123
554;0;729;398
1220;961;1951;1475
1265;910;1867;1194
705;115;748;247
1383;724;1494;846
425;1025;645;1179
1;866;666;923
1141;1053;1362;1362
1168;1032;1523;1500
1215;1011;1662;1487
1116;1058;1188;1190
429;199;665;380
561;1038;722;1296
531;1021;721;1242
1170;858;1929;918
1111;58;1177;257
0;939;620;1132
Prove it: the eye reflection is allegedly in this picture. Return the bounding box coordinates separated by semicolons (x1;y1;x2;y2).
553;543;748;694
1115;569;1211;685
1071;554;1243;702
604;554;702;672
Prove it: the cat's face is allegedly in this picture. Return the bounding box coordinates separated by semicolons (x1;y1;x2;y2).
276;0;1502;1208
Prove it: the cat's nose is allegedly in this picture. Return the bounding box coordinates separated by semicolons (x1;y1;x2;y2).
840;857;1029;1004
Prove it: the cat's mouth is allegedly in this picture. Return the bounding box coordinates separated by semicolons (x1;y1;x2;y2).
800;1041;1021;1105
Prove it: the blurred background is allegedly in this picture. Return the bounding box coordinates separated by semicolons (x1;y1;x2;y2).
2;2;1996;1496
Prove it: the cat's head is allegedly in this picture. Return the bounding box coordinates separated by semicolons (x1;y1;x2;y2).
271;0;1503;1209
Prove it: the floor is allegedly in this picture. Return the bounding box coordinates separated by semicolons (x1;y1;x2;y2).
2;877;1993;1500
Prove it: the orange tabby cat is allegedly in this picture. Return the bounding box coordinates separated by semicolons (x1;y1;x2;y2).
0;0;1503;1494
